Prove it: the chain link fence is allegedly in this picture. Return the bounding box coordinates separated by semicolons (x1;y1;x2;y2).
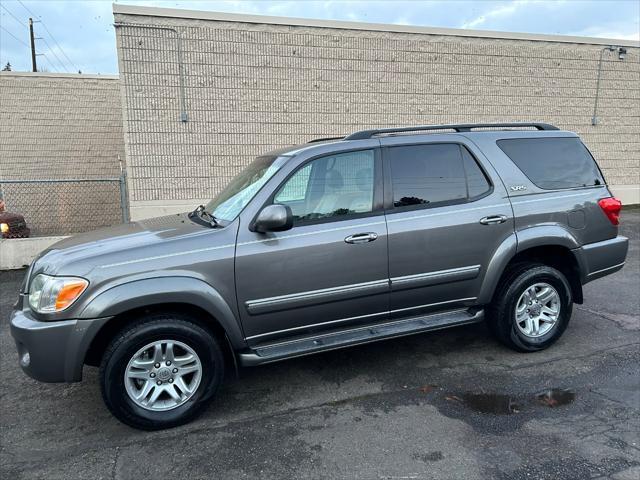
0;176;129;237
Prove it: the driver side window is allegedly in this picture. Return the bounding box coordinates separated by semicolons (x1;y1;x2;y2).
274;150;376;225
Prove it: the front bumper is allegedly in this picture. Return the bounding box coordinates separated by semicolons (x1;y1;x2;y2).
10;305;110;383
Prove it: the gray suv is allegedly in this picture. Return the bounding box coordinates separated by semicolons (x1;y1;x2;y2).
10;123;628;430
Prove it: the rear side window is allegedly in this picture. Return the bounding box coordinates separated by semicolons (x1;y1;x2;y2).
462;147;491;198
387;143;491;209
497;137;605;190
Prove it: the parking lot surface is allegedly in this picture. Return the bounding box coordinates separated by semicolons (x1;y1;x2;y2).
1;210;638;480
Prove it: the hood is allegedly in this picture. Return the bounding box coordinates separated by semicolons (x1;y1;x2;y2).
0;211;25;222
32;213;211;276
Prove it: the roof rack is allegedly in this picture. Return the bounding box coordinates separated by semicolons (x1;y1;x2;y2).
307;136;346;144
344;123;559;140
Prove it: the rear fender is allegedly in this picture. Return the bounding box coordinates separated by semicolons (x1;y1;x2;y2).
515;225;581;252
477;233;517;304
478;226;582;304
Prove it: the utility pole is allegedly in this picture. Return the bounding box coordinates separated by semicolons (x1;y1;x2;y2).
29;18;36;72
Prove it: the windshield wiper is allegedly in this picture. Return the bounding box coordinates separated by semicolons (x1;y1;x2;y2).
189;205;221;228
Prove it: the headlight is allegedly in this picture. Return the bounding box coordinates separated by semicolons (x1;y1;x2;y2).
0;223;8;233
28;274;89;313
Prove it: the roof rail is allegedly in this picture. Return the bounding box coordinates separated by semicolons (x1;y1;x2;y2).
307;136;346;143
344;123;559;140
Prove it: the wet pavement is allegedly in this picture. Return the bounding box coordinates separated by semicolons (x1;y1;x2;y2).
1;210;638;479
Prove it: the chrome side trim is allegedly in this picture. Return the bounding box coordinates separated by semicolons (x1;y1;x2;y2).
238;220;386;246
94;193;597;269
100;220;388;268
245;278;390;315
98;243;236;268
587;261;625;278
510;191;593;205
385;192;594;227
391;265;481;290
245;296;477;341
386;203;510;224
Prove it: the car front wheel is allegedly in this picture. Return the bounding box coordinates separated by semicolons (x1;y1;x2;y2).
100;314;224;430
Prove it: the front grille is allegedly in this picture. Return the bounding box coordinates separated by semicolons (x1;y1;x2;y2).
8;220;26;229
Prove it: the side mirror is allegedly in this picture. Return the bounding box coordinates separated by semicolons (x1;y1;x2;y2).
252;204;293;233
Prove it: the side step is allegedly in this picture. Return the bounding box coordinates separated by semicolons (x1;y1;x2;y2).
239;308;484;366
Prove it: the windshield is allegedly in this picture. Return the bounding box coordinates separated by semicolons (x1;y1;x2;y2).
205;155;290;222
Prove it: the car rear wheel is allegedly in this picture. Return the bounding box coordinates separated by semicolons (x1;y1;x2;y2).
487;263;573;352
100;313;224;430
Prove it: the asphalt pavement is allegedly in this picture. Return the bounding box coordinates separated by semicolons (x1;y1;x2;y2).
1;210;638;479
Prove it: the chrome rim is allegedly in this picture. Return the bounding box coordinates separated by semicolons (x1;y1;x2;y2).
515;282;561;338
124;340;202;412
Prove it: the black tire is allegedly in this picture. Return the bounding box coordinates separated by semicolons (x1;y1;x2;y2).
99;313;224;430
487;263;573;352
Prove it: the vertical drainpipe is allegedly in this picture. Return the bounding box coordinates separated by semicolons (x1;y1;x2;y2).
113;22;189;123
591;46;628;126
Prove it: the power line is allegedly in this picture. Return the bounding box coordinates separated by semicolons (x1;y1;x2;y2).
0;25;29;48
39;36;69;72
40;53;56;72
16;0;36;18
38;20;79;71
16;0;79;72
1;4;26;26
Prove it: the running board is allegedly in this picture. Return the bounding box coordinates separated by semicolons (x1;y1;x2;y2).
239;308;484;366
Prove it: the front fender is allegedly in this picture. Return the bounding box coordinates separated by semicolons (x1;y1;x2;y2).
77;276;246;349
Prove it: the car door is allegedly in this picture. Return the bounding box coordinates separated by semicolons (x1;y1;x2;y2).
381;135;514;318
235;147;389;345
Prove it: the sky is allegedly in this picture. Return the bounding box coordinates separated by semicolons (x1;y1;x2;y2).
0;0;638;74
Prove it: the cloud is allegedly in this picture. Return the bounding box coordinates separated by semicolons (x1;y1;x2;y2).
576;31;639;41
461;0;531;29
569;24;640;41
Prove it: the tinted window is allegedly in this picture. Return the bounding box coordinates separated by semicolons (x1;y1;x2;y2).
497;137;605;190
462;147;491;198
388;144;490;209
274;150;375;223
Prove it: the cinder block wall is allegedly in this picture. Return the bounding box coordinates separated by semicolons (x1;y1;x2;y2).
113;6;640;219
0;72;126;235
0;73;124;179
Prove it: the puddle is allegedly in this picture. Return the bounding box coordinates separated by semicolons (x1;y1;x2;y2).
458;393;521;414
536;388;575;407
445;389;575;414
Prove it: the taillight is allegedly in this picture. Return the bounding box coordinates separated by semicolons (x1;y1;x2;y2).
598;197;622;225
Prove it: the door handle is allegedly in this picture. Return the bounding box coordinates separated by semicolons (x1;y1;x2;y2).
479;215;508;225
344;232;378;244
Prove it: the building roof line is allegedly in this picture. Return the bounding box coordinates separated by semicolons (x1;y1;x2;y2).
112;3;640;48
0;72;119;80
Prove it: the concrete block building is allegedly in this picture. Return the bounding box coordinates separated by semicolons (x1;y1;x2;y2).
113;5;639;220
0;72;125;234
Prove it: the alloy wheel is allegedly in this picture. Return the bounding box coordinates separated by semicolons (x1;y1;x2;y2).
514;282;561;338
124;340;202;411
